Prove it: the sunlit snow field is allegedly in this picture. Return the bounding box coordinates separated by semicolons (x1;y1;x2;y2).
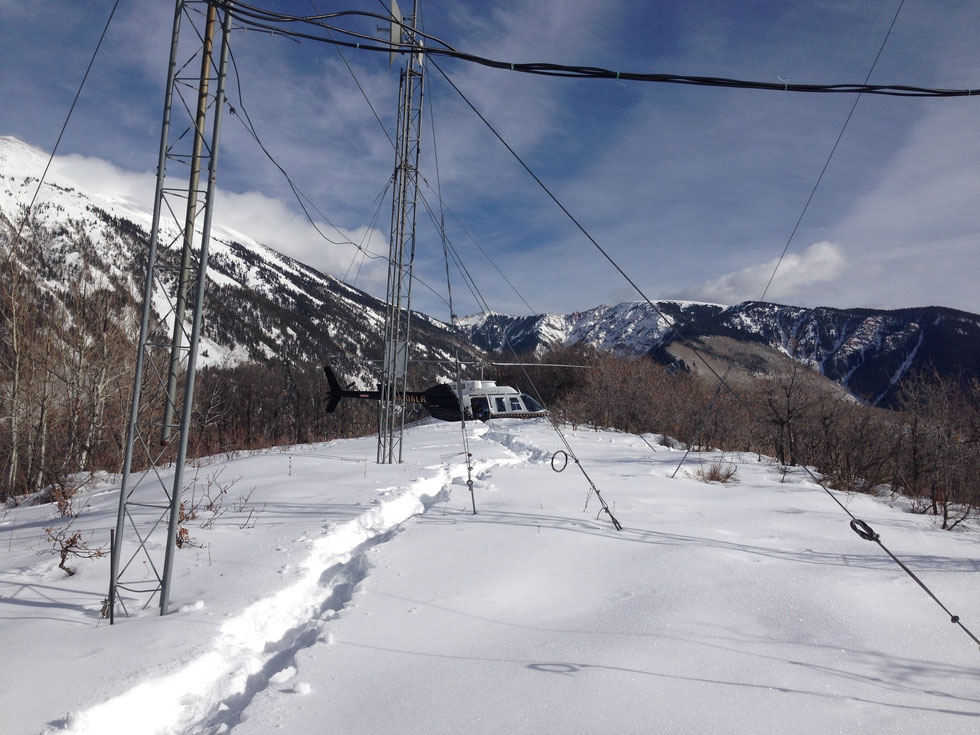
1;419;978;734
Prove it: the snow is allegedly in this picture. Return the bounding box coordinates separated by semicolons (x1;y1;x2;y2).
876;329;925;404
1;421;978;734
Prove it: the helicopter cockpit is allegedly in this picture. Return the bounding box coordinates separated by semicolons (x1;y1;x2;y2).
457;380;546;420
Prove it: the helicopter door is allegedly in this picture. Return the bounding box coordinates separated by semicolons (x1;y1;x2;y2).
471;396;491;421
494;397;507;414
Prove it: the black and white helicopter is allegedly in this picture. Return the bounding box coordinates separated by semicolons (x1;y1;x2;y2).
324;365;547;422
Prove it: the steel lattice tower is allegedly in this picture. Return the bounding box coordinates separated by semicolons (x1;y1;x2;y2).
109;0;232;618
378;0;425;463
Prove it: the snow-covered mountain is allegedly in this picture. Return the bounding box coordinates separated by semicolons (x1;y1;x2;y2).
4;133;977;406
0;136;476;387
461;300;980;406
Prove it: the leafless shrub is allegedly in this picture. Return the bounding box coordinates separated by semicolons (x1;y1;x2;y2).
524;350;977;529
177;466;259;544
42;523;104;576
51;476;87;518
892;372;979;529
695;457;738;484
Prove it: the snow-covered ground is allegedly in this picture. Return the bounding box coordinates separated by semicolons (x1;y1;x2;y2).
1;420;978;734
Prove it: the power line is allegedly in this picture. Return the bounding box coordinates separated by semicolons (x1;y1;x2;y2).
4;0;122;263
426;71;478;514
224;1;459;55
309;0;395;149
417;174;538;315
296;6;534;324
212;0;975;648
224;38;452;311
410;155;622;528
342;178;391;285
429;56;977;653
672;0;908;479
227;42;367;247
425;193;622;530
214;1;980;98
430;58;674;340
760;0;907;302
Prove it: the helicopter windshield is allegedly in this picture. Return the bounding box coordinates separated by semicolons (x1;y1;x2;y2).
521;394;544;412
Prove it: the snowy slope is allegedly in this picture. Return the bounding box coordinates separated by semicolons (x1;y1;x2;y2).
0;136;476;378
460;301;718;357
1;421;978;734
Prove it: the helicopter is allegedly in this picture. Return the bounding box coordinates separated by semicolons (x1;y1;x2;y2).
324;365;547;422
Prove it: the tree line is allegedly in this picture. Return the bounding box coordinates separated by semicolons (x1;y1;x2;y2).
494;345;980;529
0;220;376;502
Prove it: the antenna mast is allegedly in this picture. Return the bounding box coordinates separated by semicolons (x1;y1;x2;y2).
378;0;424;463
109;0;232;617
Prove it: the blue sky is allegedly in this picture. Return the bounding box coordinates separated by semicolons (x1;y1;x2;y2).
3;0;980;319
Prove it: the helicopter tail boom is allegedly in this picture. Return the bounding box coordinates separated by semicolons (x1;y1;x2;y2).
324;365;462;420
324;365;383;413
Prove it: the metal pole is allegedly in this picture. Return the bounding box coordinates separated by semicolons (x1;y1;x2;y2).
161;1;216;446
160;4;233;615
108;528;115;625
397;52;423;463
378;2;423;464
111;0;184;610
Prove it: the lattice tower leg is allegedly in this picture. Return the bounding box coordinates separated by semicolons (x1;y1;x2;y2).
109;0;233;618
378;4;424;464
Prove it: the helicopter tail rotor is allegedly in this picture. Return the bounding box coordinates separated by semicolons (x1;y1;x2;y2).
324;365;343;413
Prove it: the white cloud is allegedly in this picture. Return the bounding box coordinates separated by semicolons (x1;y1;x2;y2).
50;153;155;207
680;241;846;305
212;190;389;291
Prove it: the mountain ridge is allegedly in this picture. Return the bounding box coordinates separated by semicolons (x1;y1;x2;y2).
460;299;980;406
3;135;976;405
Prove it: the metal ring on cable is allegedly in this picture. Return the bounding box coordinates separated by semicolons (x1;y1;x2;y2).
551;450;568;472
849;519;879;542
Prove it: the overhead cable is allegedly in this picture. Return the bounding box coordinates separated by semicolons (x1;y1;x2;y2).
225;39;452;310
309;0;395;149
213;1;979;98
431;57;976;653
760;0;906;302
673;0;908;480
4;0;122;263
219;0;972;645
427;75;478;514
416;178;622;531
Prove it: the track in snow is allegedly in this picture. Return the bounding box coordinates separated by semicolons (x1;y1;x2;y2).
46;459;502;735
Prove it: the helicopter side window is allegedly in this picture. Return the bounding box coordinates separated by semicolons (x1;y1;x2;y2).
521;394;544;412
471;396;490;421
510;396;522;411
495;397;507;413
